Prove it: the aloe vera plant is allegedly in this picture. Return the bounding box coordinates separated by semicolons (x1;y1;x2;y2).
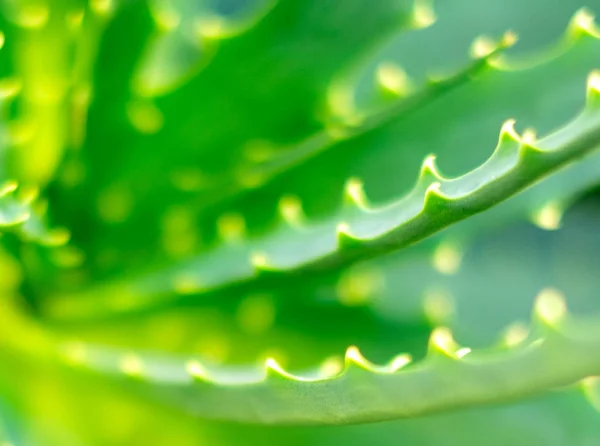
4;0;600;444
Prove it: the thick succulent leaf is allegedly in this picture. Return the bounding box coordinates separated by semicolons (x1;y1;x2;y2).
2;0;600;440
2;293;600;443
3;341;600;445
42;64;600;320
359;189;600;338
50;0;592;280
50;0;426;269
54;291;600;425
45;180;600;367
195;8;600;258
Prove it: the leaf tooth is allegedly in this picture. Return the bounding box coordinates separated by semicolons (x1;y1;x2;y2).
516;129;544;163
469;35;498;60
410;0;436;29
482;31;519;69
533;287;568;329
278;195;305;228
344;345;373;371
580;376;600;411
336;222;362;250
417;155;444;188
568;8;600;40
186;359;210;382
264;357;296;381
249;251;281;277
586;70;600;110
469;30;518;61
427;327;462;359
521;128;537;146
423;182;448;213
375;62;412;97
386;353;412;372
343;178;370;210
500;30;519;49
345;346;412;374
491;119;521;158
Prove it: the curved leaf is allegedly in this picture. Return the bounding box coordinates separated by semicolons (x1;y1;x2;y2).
43;59;600;320
57;289;600;425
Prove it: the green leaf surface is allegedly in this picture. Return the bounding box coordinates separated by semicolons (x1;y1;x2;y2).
55;291;600;425
42;53;600;321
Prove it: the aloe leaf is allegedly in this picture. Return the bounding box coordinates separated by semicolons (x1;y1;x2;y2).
357;188;600;337
52;289;600;425
42;65;600;320
48;0;433;273
46;5;598;290
4;287;600;443
43;181;600;374
5;341;600;445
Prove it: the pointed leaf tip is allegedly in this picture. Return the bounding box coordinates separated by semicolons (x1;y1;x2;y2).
493;119;521;157
419;155;443;183
501;30;519;48
521;128;537;146
469;35;497;59
344;345;366;365
336;223;362;250
456;348;472;358
587;70;600;109
570;8;600;38
376;62;412;96
428;327;460;358
265;357;292;380
423;182;447;211
344;178;369;209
